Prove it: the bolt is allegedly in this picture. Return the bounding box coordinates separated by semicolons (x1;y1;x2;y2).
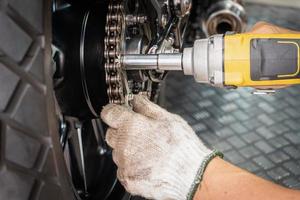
167;36;175;45
98;147;107;155
126;14;147;25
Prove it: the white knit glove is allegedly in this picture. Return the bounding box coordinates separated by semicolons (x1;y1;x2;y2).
101;95;222;200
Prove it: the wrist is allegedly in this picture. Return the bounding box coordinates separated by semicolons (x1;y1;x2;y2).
193;157;228;200
187;150;223;200
193;157;223;200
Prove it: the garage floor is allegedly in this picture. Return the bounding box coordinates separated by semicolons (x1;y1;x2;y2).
164;3;300;189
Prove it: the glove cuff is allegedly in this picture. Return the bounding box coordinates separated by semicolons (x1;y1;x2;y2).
186;150;224;200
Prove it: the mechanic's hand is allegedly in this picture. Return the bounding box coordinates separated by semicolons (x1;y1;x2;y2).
101;95;221;200
249;21;299;34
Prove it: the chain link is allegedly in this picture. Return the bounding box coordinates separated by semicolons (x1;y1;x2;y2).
104;1;124;104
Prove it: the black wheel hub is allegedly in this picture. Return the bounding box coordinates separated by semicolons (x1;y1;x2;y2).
52;1;109;120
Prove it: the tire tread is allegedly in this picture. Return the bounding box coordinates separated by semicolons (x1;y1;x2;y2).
0;1;65;199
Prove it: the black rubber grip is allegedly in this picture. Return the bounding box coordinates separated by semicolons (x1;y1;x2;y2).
250;38;300;81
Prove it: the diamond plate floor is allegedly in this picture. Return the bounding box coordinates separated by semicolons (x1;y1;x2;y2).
164;3;300;189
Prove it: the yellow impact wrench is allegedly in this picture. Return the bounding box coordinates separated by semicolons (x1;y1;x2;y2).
122;33;300;92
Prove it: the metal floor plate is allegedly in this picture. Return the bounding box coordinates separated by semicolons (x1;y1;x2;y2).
164;3;300;189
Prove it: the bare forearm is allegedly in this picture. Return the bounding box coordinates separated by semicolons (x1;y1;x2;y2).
194;158;300;200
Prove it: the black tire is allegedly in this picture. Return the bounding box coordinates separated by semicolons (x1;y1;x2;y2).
0;0;74;199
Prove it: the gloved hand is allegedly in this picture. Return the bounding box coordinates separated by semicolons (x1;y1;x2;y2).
101;95;222;200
